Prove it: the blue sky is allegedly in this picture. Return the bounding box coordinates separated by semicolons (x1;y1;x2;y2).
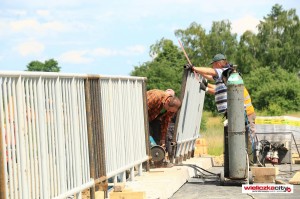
0;0;299;76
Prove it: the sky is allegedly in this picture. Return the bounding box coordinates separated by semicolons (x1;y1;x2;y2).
0;0;299;76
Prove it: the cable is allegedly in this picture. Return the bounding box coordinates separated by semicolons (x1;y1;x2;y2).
246;149;249;184
175;163;220;176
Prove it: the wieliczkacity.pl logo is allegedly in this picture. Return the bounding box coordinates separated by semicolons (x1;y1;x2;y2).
242;184;293;193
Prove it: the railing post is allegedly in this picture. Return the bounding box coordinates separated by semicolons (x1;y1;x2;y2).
85;78;96;199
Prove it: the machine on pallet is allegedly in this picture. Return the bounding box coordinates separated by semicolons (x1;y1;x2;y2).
221;69;253;185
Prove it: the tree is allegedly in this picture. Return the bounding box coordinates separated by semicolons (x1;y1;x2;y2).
256;4;300;72
131;38;185;96
131;4;300;115
244;67;300;115
26;59;61;72
236;30;260;75
175;20;238;113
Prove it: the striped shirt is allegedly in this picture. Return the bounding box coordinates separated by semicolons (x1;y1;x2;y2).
147;89;174;141
213;67;228;113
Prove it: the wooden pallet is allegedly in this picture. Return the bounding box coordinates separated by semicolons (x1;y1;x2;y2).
289;172;300;185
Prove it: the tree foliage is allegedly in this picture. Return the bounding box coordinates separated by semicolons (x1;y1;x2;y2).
131;4;300;115
26;59;61;72
131;38;185;96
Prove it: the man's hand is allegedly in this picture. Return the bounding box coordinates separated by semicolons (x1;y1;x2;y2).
183;63;194;70
201;78;208;87
200;82;208;92
160;139;166;147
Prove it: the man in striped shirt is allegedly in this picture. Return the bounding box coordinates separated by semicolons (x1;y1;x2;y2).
147;89;181;147
184;53;231;114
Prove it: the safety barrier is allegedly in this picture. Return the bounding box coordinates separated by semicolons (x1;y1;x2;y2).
0;72;92;199
0;72;150;199
172;70;205;163
255;116;300;154
97;76;149;180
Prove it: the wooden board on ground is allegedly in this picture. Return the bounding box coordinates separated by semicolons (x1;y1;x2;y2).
251;167;279;183
110;191;146;199
114;182;125;192
289;172;300;185
95;191;105;199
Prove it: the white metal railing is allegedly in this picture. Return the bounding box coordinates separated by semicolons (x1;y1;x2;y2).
174;71;205;161
0;72;92;199
99;77;148;180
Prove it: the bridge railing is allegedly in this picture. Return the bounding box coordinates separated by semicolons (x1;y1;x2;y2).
0;72;150;199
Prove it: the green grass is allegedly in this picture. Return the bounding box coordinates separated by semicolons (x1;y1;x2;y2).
200;111;300;156
200;111;224;156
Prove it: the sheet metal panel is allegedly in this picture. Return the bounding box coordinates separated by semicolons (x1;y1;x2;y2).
173;71;205;162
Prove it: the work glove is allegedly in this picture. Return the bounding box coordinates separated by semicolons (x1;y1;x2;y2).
183;63;194;70
200;82;208;92
201;78;208;87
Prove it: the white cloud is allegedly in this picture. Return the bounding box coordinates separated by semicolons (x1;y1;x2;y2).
15;39;44;56
60;45;146;64
92;45;145;57
92;48;117;56
59;50;93;64
9;19;66;33
231;15;260;35
36;10;50;17
126;45;145;54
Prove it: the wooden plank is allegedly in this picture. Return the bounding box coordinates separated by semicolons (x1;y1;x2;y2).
110;191;146;199
254;175;275;183
289;172;300;185
251;167;279;176
113;182;125;192
251;167;278;183
275;179;288;184
95;191;105;199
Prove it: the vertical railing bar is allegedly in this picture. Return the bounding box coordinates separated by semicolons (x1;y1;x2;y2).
33;80;42;198
55;76;66;195
0;77;8;199
44;80;53;197
25;78;35;198
3;78;14;199
62;80;71;190
30;79;39;198
50;79;57;196
16;75;31;199
37;76;50;199
49;79;58;196
71;78;82;189
66;79;74;189
11;78;21;199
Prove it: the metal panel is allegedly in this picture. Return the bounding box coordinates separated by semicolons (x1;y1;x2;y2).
99;77;149;179
173;70;205;163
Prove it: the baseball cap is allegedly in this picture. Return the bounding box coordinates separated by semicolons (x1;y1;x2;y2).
209;53;226;64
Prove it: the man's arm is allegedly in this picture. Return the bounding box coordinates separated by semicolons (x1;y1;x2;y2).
207;83;216;95
193;67;217;79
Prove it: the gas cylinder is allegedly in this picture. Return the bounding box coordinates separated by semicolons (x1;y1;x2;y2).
226;70;247;179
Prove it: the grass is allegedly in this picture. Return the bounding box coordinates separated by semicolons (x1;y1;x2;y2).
199;111;300;156
200;111;224;156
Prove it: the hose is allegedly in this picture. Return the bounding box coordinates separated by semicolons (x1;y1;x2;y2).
175;163;220;177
